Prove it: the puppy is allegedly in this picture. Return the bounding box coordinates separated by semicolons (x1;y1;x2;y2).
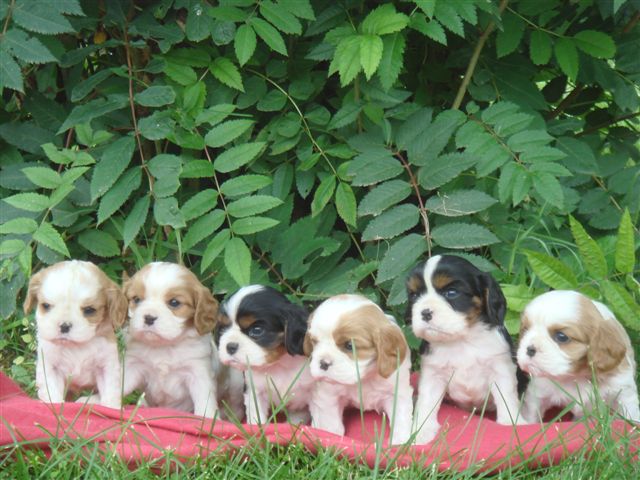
122;262;221;418
517;290;640;423
24;260;127;409
407;255;525;444
304;294;413;444
217;285;312;425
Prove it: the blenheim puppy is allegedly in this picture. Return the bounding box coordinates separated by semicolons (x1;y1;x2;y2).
304;295;414;444
25;260;127;408
407;255;524;444
122;262;221;418
217;285;312;425
517;290;639;423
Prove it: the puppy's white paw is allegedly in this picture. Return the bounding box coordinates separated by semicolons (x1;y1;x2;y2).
414;422;441;445
76;394;100;405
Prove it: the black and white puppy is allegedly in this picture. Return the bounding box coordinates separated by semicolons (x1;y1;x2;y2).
407;255;526;444
216;285;313;425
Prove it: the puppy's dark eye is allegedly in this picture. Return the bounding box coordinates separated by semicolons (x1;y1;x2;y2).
408;291;419;301
344;340;353;352
132;296;141;305
82;306;97;316
553;331;570;344
41;302;51;311
248;325;264;338
168;298;181;308
443;288;460;299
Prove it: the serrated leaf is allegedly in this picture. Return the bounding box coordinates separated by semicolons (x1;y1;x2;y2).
555;38;579;81
348;149;403;186
415;0;436;18
417;152;476;190
376;234;427;284
532;173;564;208
359;34;383;80
186;2;212;41
53;0;84;16
224;237;251;286
570;218;608;281
134;85;176;107
530;30;552;65
0;239;25;256
123;195;150;248
33;223;69;257
57;95;128;134
378;33;405;91
183;210;226;251
311;175;336;217
220;174;272;197
410;109;466;165
204;119;254;148
154;197;186;229
4;192;50;212
249;17;288;56
138;111;175;140
507;130;553;152
164;62;197;86
496;12;525;58
2;28;56;64
361;4;409;36
410;15;447;45
77;230;119;257
336;182;356;226
426;190;497;217
209;57;244;92
235;24;257;66
279;0;315;20
574;30;616;59
196;104;236;126
71;69;114;103
97;167;141;225
90;137;135;202
214;142;266;173
362;204;419;241
22;167;62;189
227;195;283;218
358;180;411;216
615;209;635;275
232;216;279;235
0;50;24;93
601;280;640;330
147;154;182;199
434;2;463;37
260;0;302;35
327;101;362;130
431;223;499;249
334;35;362;86
201;229;231;273
0;217;38;234
524;250;578;289
12;0;75;34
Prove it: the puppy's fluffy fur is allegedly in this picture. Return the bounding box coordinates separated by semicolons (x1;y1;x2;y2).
122;262;223;418
518;290;640;423
304;294;413;444
217;285;312;424
407;255;525;444
25;260;127;408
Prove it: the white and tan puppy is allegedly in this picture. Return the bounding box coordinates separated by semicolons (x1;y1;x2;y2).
518;290;639;423
122;262;221;418
304;295;413;444
24;260;127;409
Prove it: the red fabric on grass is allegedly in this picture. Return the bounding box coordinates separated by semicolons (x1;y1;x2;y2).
0;371;636;471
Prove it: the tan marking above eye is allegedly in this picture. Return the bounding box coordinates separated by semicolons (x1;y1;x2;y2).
237;314;257;330
406;275;424;294
432;273;454;290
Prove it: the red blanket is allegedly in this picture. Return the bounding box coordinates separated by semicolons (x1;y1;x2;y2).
0;371;636;471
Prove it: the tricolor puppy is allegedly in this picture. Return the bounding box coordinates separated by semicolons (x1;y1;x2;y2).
517;290;639;423
24;260;127;409
407;255;524;444
122;262;222;418
304;295;413;444
217;285;312;425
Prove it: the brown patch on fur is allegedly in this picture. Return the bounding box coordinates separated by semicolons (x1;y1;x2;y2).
238;314;257;330
519;313;531;335
465;295;483;325
406;274;424;295
333;303;408;378
432;273;453;290
303;314;316;357
265;335;287;363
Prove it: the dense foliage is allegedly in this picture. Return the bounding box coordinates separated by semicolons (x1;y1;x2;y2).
1;0;638;378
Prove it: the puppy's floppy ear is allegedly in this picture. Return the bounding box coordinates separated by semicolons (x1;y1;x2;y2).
194;286;219;335
105;278;128;329
588;317;627;374
479;272;506;326
303;333;314;357
23;269;45;314
375;324;407;378
283;304;308;356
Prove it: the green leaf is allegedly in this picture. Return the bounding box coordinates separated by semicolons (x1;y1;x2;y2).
335;182;357;226
220;175;272;197
0;50;24;93
164;62;197;86
22;167;62;189
0;217;38;234
196;104;236;126
77;230;119;257
232;216;279;235
234;24;257;66
0;239;25;256
228;195;283;218
4;192;50;212
378;33;405;91
434;2;463;37
507;130;553;152
361;204;419;241
90;136;136;202
182;189;218;221
359;34;383;80
524;250;578;290
279;0;315;20
154;196;186;229
186;2;212;41
12;0;75;34
410;109;466;165
426;190;497;217
71;69;114;103
2;28;56;64
123;195;150;248
415;0;436;18
601;280;640;331
147;154;182;198
249;17;288;56
376;234;427;284
574;30;616;59
431;223;499;249
327;101;362;130
311;175;336;217
181;160;214;179
201;229;231;274
348;150;403;186
209;57;244;92
530;30;552;65
204;119;254;148
214;142;266;173
224;237;252;286
358;180;411;216
410;15;447;45
417;152;476;190
496;12;525;58
134;86;176;107
33;222;69;257
183;210;225;251
569;216;607;279
57;95;128;134
615;209;635;275
555;38;579;81
260;0;302;35
362;4;409;35
334;35;362;86
97;167;141;225
532;173;564;209
138;111;175;140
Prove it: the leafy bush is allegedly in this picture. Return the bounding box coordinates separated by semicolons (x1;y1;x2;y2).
1;0;638;372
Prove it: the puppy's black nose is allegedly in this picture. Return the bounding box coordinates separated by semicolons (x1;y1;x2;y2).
60;323;71;334
319;359;331;371
526;346;536;357
226;342;239;355
421;309;433;322
144;314;157;326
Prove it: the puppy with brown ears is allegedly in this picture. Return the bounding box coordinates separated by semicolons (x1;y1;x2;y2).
304;295;414;444
517;290;639;423
24;260;127;409
121;262;222;418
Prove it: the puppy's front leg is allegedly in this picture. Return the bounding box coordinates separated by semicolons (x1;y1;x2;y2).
36;352;65;403
244;388;268;424
491;365;523;425
189;372;218;418
414;368;447;444
384;388;414;444
520;381;542;424
310;387;345;436
96;346;122;409
615;385;640;422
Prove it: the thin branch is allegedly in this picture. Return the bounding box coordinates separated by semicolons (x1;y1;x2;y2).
622;11;640;34
1;0;14;36
452;0;510;110
578;111;640;136
202;144;233;234
251;247;298;296
547;84;584;120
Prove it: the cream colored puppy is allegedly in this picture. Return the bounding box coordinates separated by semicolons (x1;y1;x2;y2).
25;260;127;408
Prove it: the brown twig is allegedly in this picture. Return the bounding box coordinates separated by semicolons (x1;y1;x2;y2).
578;111;640;136
547;84;585;120
1;0;14;36
252;247;298;296
622;11;640;34
452;0;510;110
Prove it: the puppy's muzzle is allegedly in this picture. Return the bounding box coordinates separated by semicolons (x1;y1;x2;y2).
319;359;332;371
226;342;239;355
526;345;536;357
144;314;157;326
421;309;433;322
59;322;71;334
